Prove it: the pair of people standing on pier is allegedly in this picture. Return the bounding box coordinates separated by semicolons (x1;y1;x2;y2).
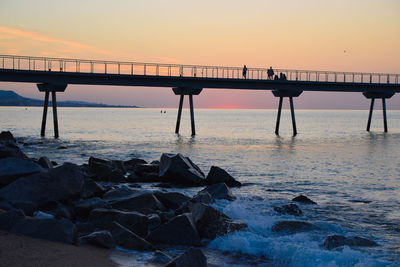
242;65;275;80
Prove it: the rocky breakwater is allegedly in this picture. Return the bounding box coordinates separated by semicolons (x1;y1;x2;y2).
0;131;246;266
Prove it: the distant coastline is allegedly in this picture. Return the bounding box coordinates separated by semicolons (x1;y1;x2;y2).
0;90;139;108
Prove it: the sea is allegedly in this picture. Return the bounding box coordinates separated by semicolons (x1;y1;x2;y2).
1;107;400;267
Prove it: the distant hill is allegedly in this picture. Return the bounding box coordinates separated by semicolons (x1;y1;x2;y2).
0;90;138;108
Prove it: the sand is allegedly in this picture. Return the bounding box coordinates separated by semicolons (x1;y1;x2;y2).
0;231;117;267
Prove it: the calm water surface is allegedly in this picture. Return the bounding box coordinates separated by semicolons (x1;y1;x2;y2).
1;107;400;266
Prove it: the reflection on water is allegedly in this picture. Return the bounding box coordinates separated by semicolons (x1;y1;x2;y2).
1;107;400;265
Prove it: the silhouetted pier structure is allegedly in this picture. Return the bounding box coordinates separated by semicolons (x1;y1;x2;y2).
0;55;399;137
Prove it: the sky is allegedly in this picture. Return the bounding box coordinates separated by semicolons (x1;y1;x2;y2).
0;0;399;109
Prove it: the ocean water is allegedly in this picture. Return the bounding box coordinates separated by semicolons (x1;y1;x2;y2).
1;106;400;266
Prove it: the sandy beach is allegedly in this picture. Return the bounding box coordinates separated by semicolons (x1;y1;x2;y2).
0;231;117;267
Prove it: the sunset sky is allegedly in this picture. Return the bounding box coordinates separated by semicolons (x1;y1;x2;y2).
0;0;399;109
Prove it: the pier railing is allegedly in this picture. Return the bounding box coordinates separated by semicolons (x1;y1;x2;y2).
0;54;399;84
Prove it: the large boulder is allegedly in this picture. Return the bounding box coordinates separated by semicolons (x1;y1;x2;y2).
271;220;318;234
165;247;207;267
154;191;191;210
159;153;205;186
88;208;148;237
74;197;111;218
205;166;241;187
0;209;25;231
274;204;303;216
78;230;115;249
80;179;106;199
110;222;155;251
11;218;76;244
199;183;233;201
0;140;27;159
323;235;378;250
88;156;126;182
37;156;53;169
133;163;159;176
190;203;247;239
147;213;200;245
191;191;215;204
0;131;16;142
109;191;166;214
0;157;43;187
292;195;317;205
102;187;142;201
124;158;147;172
0;163;85;207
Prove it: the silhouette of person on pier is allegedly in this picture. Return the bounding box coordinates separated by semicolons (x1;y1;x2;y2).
268;66;274;80
243;65;248;79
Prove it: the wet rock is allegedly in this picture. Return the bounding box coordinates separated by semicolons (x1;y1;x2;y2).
154;183;173;188
76;221;97;236
159;153;205;186
0;131;16;142
11;218;76;244
0;142;27;159
88;208;148;237
292;195;317;205
133;163;159;176
157;211;175;223
102;187;141;201
154;191;191;210
147;213;200;245
10;201;37;216
80;179;106;199
271;220;318;234
0;163;85;207
79;230;115;249
274;203;303;216
127;172;160;183
199;183;233;201
110;191;166;214
57;146;67;149
205;166;241;187
323;235;378;250
0;209;25;231
150;160;160;165
147;214;162;231
165;247;207;267
190;203;247;239
33;211;55;219
0;157;43;187
74;197;111;218
149;250;172;265
192;191;215;204
124;158;147;172
37;156;53;168
88;156;126;182
0;200;14;211
110;222;155;251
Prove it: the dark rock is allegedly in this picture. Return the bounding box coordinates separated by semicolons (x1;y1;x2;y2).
54;205;72;220
37;156;53;169
323;235;378;250
147;214;162;231
127;172;160;183
192;191;215;204
157;211;175;223
165;247;207;267
154;183;173;188
110;191;166;214
274;204;303;216
88;208;148;237
124;158;147;172
154;191;191;210
292;195;317;205
133;163;159;176
110;222;155;251
0;209;25;231
190;203;247;239
51;161;58;166
0;157;43;187
150;160;160;165
205;166;241;187
271;220;318;234
159;153;205;186
11;218;76;244
149;250;172;265
33;210;55;219
147;213;200;245
93;169;126;183
0;200;14;210
199;183;233;201
88;157;126;182
0;163;85;207
0;131;16;142
0;142;27;159
76;221;97;236
74;197;111;218
58;146;67;149
80;179;106;199
9;201;37;216
102;187;140;201
79;230;115;249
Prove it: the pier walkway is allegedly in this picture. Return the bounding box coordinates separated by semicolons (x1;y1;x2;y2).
0;55;399;137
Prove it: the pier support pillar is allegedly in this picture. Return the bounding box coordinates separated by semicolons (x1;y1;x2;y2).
172;87;202;136
37;83;67;138
363;92;395;132
272;90;303;136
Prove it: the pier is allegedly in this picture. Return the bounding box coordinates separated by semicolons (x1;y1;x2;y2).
0;55;399;137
